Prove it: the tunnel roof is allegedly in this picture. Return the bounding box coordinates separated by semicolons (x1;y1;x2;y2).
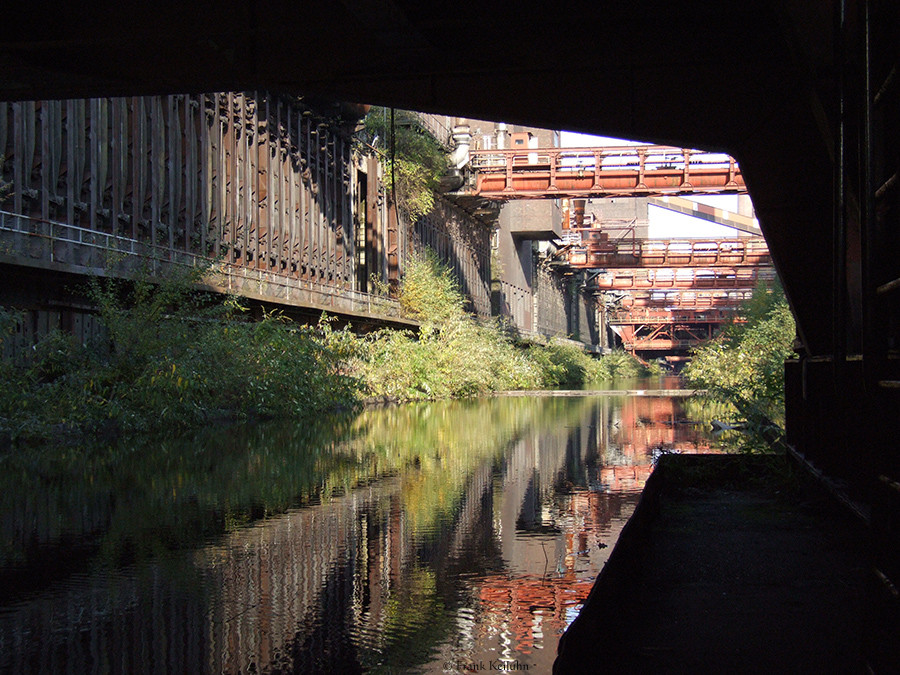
0;1;838;354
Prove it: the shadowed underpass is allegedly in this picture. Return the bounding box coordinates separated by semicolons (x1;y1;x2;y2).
555;455;870;674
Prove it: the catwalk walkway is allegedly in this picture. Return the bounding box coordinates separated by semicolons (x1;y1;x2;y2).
555;454;872;674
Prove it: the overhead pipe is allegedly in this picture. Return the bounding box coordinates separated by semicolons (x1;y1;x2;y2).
449;124;472;169
573;199;586;228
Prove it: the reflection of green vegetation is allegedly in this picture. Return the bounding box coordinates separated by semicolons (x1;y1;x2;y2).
364;565;453;673
0;414;369;569
0;393;693;671
351;397;594;534
0;396;598;573
681;396;771;453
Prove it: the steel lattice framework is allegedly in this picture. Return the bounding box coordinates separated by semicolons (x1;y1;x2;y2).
468;145;745;199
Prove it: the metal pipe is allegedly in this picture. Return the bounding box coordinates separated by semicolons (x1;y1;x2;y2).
449;124;471;170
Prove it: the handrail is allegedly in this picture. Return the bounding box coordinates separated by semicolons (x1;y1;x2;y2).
0;210;405;319
609;308;737;323
564;236;771;269
591;266;775;290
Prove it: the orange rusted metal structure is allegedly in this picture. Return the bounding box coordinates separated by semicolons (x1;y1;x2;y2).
610;319;723;354
610;290;756;310
561;232;772;355
561;233;770;269
468;146;745;199
589;267;774;291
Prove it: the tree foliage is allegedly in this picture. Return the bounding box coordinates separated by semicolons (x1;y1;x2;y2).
683;281;796;429
361;107;448;220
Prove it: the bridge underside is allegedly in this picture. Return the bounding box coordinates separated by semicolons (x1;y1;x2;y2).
0;2;838;355
2;1;898;668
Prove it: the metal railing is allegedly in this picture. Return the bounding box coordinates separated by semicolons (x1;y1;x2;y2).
565;236;771;269
0;210;405;320
469;145;745;198
608;307;738;323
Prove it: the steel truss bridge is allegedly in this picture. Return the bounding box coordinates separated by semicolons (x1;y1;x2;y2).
468;147;771;357
467;145;745;200
588;234;772;356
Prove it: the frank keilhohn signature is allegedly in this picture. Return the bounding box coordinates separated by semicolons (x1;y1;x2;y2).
443;659;533;672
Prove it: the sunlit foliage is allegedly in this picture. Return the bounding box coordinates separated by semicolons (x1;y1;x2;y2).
1;252;655;447
683;281;796;430
361;107;449;220
0;265;362;445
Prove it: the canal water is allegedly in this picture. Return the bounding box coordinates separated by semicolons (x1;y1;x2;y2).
0;386;717;674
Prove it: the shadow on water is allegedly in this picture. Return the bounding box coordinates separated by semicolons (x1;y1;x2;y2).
0;392;717;673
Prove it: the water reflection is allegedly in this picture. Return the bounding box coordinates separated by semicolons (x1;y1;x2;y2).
0;393;714;673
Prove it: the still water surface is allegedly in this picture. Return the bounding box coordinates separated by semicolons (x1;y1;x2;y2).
0;387;715;673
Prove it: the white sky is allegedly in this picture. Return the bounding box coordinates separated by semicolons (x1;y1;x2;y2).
559;131;754;239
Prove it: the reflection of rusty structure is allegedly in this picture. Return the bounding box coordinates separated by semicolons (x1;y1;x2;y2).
614;396;714;462
0;395;717;673
478;575;594;654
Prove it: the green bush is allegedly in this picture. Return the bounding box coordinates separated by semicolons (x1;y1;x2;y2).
683;280;795;429
362;108;448;220
0;267;363;445
592;349;653;381
0;249;661;446
358;252;545;400
359;252;652;399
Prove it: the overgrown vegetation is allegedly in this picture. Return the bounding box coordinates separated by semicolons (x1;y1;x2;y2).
0;265;361;445
683;280;796;435
361;107;448;220
0;253;653;447
359;251;655;400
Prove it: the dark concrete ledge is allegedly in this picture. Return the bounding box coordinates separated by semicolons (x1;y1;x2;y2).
555;454;871;674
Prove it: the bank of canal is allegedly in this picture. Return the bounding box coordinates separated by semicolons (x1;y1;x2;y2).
0;387;718;673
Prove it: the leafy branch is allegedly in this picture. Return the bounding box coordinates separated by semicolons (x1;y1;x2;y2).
359;108;449;220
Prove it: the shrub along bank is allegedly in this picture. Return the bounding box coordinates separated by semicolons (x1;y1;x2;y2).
0;254;651;446
683;280;796;435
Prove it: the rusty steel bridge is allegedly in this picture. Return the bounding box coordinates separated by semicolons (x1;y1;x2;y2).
464;144;771;357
